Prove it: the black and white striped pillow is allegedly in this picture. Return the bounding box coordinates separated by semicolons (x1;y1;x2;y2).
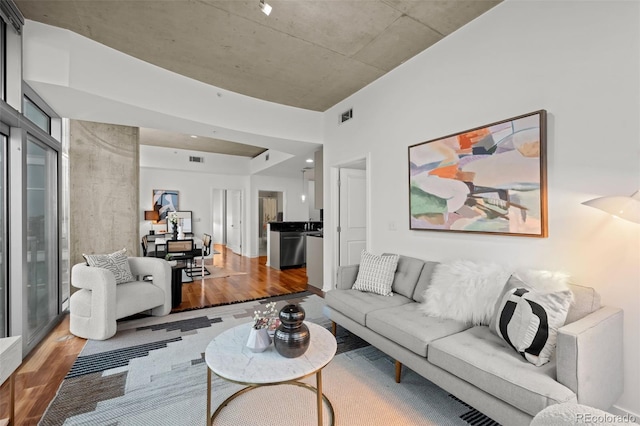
83;248;134;285
493;286;572;366
352;251;399;296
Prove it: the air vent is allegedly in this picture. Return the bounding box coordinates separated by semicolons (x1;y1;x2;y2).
340;108;353;124
189;156;204;163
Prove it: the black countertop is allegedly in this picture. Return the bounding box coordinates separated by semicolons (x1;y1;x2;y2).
269;221;322;232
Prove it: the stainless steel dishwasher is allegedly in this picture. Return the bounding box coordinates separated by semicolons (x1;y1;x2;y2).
279;231;306;268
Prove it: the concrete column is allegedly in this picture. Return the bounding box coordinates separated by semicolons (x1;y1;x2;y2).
69;120;139;271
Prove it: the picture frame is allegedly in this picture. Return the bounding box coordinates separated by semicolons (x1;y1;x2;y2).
408;110;547;237
152;189;179;222
164;211;193;233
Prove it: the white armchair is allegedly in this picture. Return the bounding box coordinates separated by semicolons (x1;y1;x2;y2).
70;257;172;340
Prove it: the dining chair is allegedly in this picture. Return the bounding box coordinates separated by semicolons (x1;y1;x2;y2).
186;233;212;277
141;235;165;258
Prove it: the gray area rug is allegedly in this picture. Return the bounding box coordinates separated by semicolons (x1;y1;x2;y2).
40;294;499;425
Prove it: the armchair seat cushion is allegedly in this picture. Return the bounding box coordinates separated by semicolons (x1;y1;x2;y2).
115;281;166;319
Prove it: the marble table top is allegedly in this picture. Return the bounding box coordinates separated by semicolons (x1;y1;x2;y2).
205;322;337;384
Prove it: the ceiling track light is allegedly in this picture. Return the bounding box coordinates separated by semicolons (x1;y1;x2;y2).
259;0;272;16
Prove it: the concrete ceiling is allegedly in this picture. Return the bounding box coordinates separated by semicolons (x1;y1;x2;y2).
15;0;501;159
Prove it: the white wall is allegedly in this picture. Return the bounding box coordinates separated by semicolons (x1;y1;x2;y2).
323;0;640;416
139;166;249;247
140;146;311;257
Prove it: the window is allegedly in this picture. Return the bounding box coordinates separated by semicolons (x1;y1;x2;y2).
0;131;6;337
26;135;58;343
1;20;5;101
24;96;51;134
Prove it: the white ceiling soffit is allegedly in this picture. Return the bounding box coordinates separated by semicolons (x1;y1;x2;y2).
139;128;266;158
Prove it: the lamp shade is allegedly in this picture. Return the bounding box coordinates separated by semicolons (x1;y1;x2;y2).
582;190;640;224
144;210;159;221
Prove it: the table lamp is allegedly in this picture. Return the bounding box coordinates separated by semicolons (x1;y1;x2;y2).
144;210;160;234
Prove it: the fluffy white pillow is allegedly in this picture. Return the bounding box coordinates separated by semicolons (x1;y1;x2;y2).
83;248;134;284
420;260;510;325
352;251;399;296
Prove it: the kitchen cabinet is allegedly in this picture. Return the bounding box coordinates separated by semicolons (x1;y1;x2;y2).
306;235;323;289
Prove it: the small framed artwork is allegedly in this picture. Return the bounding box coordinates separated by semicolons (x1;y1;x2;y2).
408;110;547;237
164;211;193;233
152;189;179;222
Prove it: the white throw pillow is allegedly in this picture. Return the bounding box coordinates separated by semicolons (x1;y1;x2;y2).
492;279;572;366
352;251;399;296
420;260;510;325
83;248;134;284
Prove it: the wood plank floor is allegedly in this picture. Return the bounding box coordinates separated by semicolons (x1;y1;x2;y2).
0;245;317;425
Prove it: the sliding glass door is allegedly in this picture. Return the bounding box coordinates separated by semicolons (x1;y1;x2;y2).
0;132;6;338
26;136;58;343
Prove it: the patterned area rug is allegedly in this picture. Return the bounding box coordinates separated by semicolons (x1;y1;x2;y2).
40;294;499;425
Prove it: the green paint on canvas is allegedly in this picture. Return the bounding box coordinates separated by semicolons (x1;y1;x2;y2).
410;184;447;216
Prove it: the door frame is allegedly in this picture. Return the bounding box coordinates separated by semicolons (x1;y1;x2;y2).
329;153;371;290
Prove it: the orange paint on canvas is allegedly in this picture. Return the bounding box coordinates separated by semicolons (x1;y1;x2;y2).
457;128;490;150
429;164;458;179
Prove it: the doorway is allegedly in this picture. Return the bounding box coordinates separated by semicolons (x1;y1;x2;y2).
211;188;243;255
258;191;283;256
338;166;367;266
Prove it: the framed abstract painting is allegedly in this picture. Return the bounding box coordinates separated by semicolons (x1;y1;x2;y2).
152;189;179;222
408;110;547;237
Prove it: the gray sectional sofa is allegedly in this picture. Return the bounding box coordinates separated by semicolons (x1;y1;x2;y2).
324;255;623;426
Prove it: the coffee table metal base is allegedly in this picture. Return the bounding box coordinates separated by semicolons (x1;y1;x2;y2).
207;368;334;426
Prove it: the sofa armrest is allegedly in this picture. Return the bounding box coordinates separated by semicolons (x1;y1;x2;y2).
336;264;359;290
556;306;623;409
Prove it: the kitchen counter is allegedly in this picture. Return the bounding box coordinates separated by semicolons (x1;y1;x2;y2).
268;222;322;270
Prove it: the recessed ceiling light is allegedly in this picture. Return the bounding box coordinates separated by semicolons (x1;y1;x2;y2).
259;0;272;16
190;135;198;138
306;158;313;163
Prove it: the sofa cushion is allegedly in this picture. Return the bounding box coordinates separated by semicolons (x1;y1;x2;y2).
429;326;577;416
367;303;471;357
115;281;165;319
325;289;412;326
412;261;439;303
352;251;399;296
83;248;134;284
387;255;425;299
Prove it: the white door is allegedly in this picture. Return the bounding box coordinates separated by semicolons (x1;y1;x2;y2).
226;190;242;255
339;168;367;266
211;189;226;245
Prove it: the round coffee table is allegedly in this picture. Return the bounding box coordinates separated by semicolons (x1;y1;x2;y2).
205;321;337;426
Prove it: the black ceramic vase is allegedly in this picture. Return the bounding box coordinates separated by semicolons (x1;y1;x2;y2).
274;304;310;358
172;223;178;240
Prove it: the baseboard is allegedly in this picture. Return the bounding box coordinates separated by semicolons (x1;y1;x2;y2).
609;405;640;423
